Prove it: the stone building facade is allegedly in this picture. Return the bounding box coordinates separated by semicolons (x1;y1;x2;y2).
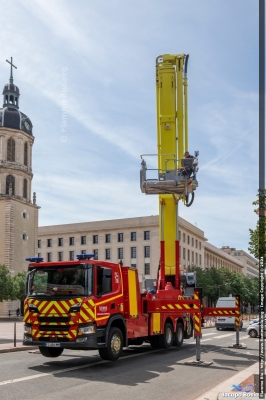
37;215;253;291
0;65;39;315
220;246;258;278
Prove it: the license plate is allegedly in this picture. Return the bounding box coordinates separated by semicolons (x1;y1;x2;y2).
45;343;61;347
218;319;225;321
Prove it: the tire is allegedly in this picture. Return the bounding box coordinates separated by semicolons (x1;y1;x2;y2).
39;346;64;358
216;327;220;330
157;323;174;349
98;327;123;361
173;322;184;347
249;329;258;338
149;336;159;349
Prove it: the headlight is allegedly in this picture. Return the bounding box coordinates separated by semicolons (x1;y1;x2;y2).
24;325;32;334
78;326;95;335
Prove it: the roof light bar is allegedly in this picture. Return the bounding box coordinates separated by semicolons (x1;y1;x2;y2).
25;257;44;263
76;254;94;260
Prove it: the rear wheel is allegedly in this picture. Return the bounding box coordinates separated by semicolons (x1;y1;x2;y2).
249;329;258;338
98;327;123;361
39;346;64;358
173;322;184;347
157;323;174;349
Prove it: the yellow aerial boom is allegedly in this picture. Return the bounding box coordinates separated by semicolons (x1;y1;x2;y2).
140;54;199;291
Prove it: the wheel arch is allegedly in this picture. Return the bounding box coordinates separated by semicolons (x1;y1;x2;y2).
106;314;127;347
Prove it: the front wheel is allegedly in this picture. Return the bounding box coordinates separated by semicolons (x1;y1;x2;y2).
157;323;174;349
173;322;184;347
39;346;64;358
249;329;258;338
98;327;123;361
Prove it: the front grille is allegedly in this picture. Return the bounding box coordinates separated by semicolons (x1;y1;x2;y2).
38;326;70;332
38;337;70;342
38;316;69;323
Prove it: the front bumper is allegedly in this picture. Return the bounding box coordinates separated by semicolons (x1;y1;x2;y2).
23;333;98;349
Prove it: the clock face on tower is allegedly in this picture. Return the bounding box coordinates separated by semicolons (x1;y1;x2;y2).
24;121;30;131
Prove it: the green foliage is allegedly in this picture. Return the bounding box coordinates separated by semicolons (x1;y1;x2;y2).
248;189;266;260
187;265;259;306
0;264;13;301
12;271;27;302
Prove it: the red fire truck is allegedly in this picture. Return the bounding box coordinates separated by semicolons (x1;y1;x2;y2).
23;55;241;360
23;255;199;360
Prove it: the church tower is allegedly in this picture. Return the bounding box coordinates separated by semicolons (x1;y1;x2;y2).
0;58;39;315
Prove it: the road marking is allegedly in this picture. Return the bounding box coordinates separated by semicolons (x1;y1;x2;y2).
212;333;234;339
0;347;168;386
201;332;216;336
200;338;212;342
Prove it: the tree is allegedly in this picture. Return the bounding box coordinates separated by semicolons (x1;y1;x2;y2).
0;265;13;301
248;189;266;260
12;271;27;303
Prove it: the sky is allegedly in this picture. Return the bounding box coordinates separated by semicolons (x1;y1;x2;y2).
0;0;260;253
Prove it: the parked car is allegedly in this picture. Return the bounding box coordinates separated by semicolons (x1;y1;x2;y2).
246;319;266;338
215;297;243;330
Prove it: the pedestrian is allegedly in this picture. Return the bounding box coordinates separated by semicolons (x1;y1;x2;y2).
16;308;20;317
181;151;194;177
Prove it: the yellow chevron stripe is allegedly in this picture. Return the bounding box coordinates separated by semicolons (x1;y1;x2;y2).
167;304;174;310
195;315;200;323
175;304;182;309
184;304;190;309
162;306;167;310
88;299;95;307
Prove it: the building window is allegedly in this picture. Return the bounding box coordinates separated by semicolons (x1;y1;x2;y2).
144;246;150;258
192;251;194;263
69;237;74;246
199;241;201;250
38;239;41;248
24;142;28;166
7;138;15;162
93;235;98;244
145;263;150;275
144;231;150;240
81;236;86;245
58;238;63;246
131;264;136;268
47;252;52;262
22;212;27;219
47;239;52;247
199;255;202;265
118;248;123;259
192;238;194;246
178;230;181;240
188;249;190;261
69;251;74;260
131;232;136;241
81;250;86;254
187;235;190;245
23;179;27;199
22;233;27;241
183;233;186;242
93;249;98;260
105;234;111;243
6;175;15;195
183;248;186;259
118;233;123;242
58;252;63;261
38;253;41;258
105;248;111;260
196;239;198;248
196;253;198;264
131;247;137;258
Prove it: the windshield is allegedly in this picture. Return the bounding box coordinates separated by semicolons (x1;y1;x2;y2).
28;265;93;297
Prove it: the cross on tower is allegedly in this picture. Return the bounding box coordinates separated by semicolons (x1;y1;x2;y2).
6;57;17;84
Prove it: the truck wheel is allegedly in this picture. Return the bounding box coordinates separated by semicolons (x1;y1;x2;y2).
173;322;184;347
98;327;123;361
149;336;159;349
39;346;64;358
157;323;173;349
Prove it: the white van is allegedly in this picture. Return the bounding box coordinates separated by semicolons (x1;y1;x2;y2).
215;297;243;330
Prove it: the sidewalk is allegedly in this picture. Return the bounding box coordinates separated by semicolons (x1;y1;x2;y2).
0;321;36;353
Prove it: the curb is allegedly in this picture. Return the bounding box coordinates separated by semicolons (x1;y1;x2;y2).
0;346;37;354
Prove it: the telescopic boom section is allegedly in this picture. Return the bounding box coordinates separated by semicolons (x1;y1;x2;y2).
156;54;188;290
